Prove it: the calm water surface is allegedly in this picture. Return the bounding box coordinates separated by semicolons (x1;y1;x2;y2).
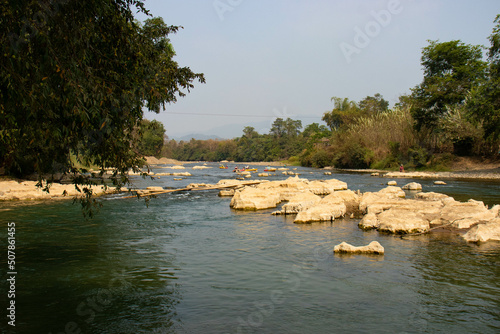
1;164;499;333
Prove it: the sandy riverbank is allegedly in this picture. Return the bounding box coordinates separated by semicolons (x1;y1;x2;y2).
0;178;114;201
336;157;500;181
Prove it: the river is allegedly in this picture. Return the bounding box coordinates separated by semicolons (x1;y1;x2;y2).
1;163;499;333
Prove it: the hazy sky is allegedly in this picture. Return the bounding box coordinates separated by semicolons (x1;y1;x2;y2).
135;0;499;138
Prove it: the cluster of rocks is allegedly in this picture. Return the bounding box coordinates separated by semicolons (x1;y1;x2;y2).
227;176;500;243
0;180;110;201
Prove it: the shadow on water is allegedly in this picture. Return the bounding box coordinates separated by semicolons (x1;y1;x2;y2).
0;200;183;334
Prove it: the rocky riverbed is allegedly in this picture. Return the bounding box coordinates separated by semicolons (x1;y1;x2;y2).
222;176;500;243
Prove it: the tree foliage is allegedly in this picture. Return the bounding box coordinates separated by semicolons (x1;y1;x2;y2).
135;119;166;157
410;40;486;131
0;1;205;197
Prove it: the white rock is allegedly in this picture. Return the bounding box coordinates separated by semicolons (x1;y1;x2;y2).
462;218;500;243
334;241;384;255
402;182;422;191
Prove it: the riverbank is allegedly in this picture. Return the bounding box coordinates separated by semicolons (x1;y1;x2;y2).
0;178;112;201
336;168;500;181
335;157;500;181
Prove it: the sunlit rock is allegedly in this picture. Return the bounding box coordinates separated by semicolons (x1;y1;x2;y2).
359;186;405;214
377;208;430;234
402;182;422;191
218;189;235;197
462;218;500;243
294;196;346;224
334;241;384;255
230;187;282;210
358;212;379;230
274;191;321;215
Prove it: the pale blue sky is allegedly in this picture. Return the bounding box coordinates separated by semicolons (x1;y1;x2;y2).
136;0;500;138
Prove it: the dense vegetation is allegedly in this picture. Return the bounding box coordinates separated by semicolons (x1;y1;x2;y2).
1;1;204;212
162;15;500;169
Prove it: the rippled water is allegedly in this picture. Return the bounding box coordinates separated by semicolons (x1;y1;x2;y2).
1;164;499;333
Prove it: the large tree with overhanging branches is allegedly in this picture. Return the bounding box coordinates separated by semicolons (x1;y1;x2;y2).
0;0;204;212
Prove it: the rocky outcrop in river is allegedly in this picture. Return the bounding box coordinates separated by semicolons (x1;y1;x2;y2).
228;177;500;243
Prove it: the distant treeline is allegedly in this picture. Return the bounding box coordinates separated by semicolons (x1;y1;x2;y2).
146;15;500;169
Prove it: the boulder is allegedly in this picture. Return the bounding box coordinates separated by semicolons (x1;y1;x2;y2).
440;199;496;226
322;190;360;215
358;213;379;230
334;241;384;255
462;218;500;243
377;208;430;234
192;165;212;169
434;181;447;185
274;191;321;215
218;189;235;197
402;182;422;191
294;196;346;224
387;180;397;186
413;192;454;204
230;187;281;210
359;186;405;214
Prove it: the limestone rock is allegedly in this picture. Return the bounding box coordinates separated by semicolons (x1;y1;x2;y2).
146;186;164;192
440;199;495;225
230;187;281;210
413;192;454;204
0;180;109;201
402;182;422;191
294;196;346;224
462;218;500;243
323;190;360;215
155;172;192;177
358;212;379;230
434;181;447;185
274;191;321;215
387;180;397;186
359;186;405;214
377;208;430;234
218;189;235;197
334;241;384;255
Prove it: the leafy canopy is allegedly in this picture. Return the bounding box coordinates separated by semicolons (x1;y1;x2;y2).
410;40;486;131
0;1;205;198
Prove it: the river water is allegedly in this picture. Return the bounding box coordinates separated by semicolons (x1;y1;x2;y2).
1;163;499;334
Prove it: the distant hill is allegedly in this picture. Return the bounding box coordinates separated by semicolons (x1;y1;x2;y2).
172;133;223;141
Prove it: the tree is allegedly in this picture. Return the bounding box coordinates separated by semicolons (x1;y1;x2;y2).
410;40;486;131
322;97;360;130
358;93;389;114
0;1;205;211
467;15;500;143
136;120;166;157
